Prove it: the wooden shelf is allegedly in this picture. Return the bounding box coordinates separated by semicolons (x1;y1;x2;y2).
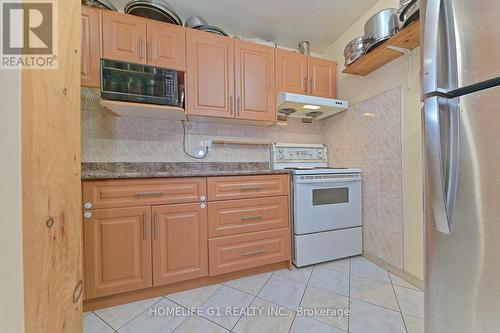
343;19;420;76
100;100;186;121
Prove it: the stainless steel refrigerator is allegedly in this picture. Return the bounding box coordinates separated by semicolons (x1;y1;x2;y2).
421;0;500;332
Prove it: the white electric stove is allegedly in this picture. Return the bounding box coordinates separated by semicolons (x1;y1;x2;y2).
272;143;363;267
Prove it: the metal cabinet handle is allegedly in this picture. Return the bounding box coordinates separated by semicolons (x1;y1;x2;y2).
153;211;158;239
240;185;262;191
139;39;143;60
241;215;263;221
229;95;233;115
304;77;308;93
237;96;241;116
309;78;313;94
142;212;147;239
147;40;153;62
242;249;264;257
135;192;164;197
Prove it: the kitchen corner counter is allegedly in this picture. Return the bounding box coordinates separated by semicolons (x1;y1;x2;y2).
81;162;291;180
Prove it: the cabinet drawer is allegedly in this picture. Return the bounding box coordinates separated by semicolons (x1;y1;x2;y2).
207;174;289;201
83;178;206;209
208;196;289;237
209;228;290;276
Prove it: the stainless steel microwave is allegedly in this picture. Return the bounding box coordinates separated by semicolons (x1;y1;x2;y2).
100;59;182;106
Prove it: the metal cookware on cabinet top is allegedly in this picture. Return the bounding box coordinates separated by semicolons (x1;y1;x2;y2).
344;36;371;66
397;0;420;28
124;0;182;25
364;8;399;52
194;25;228;36
82;0;117;11
184;16;209;28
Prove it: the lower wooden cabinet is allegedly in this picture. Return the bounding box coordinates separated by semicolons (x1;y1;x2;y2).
82;175;291;307
152;203;208;286
84;206;152;299
209;228;291;276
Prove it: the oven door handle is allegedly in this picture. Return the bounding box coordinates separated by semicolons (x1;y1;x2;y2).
294;177;361;184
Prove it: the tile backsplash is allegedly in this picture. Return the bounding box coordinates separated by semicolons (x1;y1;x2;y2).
82;87;404;270
81;90;323;163
322;87;403;269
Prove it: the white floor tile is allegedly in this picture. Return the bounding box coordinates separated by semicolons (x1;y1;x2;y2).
173;315;228;333
394;286;424;319
167;284;221;308
299;286;349;331
118;298;189;333
403;314;424;333
350;274;399;311
308;267;350;296
199;285;254;330
258;274;307;310
349;299;406;333
390;273;420;290
223;272;272;296
94;297;162;330
274;265;313;284
233;297;295;333
290;315;346;333
84;313;114;333
315;258;350;273
351;256;391;284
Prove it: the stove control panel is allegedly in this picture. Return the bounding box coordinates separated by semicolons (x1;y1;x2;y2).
272;143;328;167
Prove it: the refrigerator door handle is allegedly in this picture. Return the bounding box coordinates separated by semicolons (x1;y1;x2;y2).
424;96;456;234
422;0;441;95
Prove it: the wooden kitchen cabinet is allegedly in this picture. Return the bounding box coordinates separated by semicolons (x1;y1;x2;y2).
84;206;152;299
152;203;208;286
276;49;308;94
186;29;235;118
234;39;276;121
102;11;147;64
146;20;186;71
308;56;337;98
81;5;101;87
276;48;337;98
207;174;289;201
209;228;291;276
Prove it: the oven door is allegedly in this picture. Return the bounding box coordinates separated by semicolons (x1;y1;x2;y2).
293;174;362;235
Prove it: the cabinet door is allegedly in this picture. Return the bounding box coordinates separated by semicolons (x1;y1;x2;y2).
276;49;307;94
81;5;101;87
102;11;146;64
147;21;186;71
308;56;337;98
152;203;208;286
186;29;234;118
84;207;152;299
234;40;276;121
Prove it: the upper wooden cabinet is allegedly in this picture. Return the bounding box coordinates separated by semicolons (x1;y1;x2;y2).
83;206;152;299
235;39;276;121
276;49;308;95
308;57;337;98
101;11;186;70
81;5;101;87
102;11;147;64
152;203;208;286
276;48;337;99
186;29;234;118
146;20;186;71
186;29;276;123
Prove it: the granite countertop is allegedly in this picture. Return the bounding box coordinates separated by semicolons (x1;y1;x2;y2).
81;162;292;180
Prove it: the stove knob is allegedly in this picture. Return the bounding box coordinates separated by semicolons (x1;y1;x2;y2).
279;153;285;159
308;151;313;156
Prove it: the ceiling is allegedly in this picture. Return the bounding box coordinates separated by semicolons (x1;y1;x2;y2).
110;0;378;53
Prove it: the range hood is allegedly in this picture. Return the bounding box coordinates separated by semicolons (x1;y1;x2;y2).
277;92;348;120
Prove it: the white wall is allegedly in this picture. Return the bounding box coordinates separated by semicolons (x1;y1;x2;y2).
322;0;424;279
0;70;24;331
